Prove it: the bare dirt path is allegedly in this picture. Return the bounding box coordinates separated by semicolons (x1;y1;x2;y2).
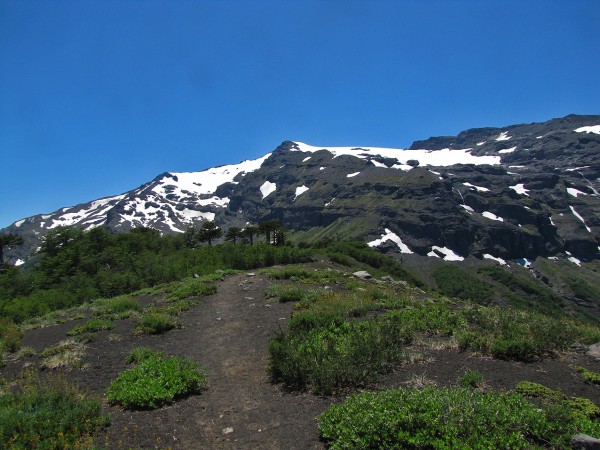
96;272;331;449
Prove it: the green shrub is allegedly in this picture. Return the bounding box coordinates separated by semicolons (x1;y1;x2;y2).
269;314;412;394
459;369;483;389
434;265;494;303
94;295;141;318
0;318;23;353
67;318;113;336
106;355;206;409
168;278;217;300
134;313;180;335
265;285;310;303
0;370;109;448
318;387;600;449
577;366;600;385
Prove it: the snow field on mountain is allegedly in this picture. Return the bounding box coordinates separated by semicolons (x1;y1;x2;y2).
482;211;504;222
292;142;501;169
427;246;464;261
368;229;413;254
575;125;600;134
510;184;529;196
260;181;277;199
294;185;309;200
569;206;592;232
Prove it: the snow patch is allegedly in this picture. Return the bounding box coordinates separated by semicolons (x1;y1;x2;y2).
371;160;387;168
495;131;511;141
510;183;529;196
347;172;360;178
14;259;25;266
260;181;277;199
319;167;326;171
294;185;309;200
575;125;600;135
569;205;591;232
483;254;507;265
498;146;517;154
568;256;582;266
325;198;335;207
427;246;464;261
13;219;25;227
566;166;590;172
292;142;501;169
302;157;311;162
477;141;486;146
482;211;504;222
463;182;490;192
514;258;533;268
460;204;474;213
567;187;587;198
368;228;413;254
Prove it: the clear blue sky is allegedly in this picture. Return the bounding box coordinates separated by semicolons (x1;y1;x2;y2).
1;0;599;228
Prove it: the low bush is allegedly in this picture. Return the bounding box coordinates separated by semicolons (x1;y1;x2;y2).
459;369;483;389
0;318;23;353
106;354;206;409
269;314;412;394
265;285;311;303
134;313;180;335
94;295;141;318
516;381;600;420
577;366;600;385
434;265;494;304
0;370;109;448
318;387;600;449
67;318;113;336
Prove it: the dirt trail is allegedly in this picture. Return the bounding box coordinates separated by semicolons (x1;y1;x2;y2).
96;272;331;449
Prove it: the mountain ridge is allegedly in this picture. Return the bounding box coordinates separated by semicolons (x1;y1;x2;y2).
3;114;600;266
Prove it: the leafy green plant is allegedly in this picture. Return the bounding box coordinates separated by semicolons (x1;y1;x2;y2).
67;318;113;336
516;381;600;420
134;313;180;335
459;369;483;389
106;354;206;409
577;366;600;385
0;370;109;448
434;264;494;304
318;387;600;449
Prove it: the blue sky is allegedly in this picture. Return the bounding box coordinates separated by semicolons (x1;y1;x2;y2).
1;0;599;228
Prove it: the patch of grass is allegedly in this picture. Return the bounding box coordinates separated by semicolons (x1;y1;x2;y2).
0;370;109;448
577;366;600;385
318;387;600;449
0;318;23;353
93;295;141;319
125;347;165;364
459;369;483;389
67;318;113;336
265;285;312;303
167;278;217;300
134;313;180;335
106;354;206;409
40;339;86;370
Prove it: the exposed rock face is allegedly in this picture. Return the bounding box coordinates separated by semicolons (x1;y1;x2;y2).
3;114;600;265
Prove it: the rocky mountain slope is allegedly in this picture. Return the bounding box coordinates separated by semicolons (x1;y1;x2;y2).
3;114;600;266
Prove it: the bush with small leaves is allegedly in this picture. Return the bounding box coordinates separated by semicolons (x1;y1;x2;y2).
106;354;206;409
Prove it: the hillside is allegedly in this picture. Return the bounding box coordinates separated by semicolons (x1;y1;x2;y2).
2;251;600;448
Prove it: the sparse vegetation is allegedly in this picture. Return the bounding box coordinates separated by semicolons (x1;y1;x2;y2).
134;312;180;335
577;366;600;385
67;317;113;336
40;339;86;370
106;353;207;409
0;370;109;448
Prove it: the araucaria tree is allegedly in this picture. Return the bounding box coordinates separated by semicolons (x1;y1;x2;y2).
242;225;259;245
0;232;24;267
224;227;243;244
198;221;222;246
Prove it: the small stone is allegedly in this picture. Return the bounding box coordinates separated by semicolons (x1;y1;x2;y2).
193;273;200;278
353;270;372;280
572;433;600;449
587;343;600;359
222;427;234;435
246;272;256;277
